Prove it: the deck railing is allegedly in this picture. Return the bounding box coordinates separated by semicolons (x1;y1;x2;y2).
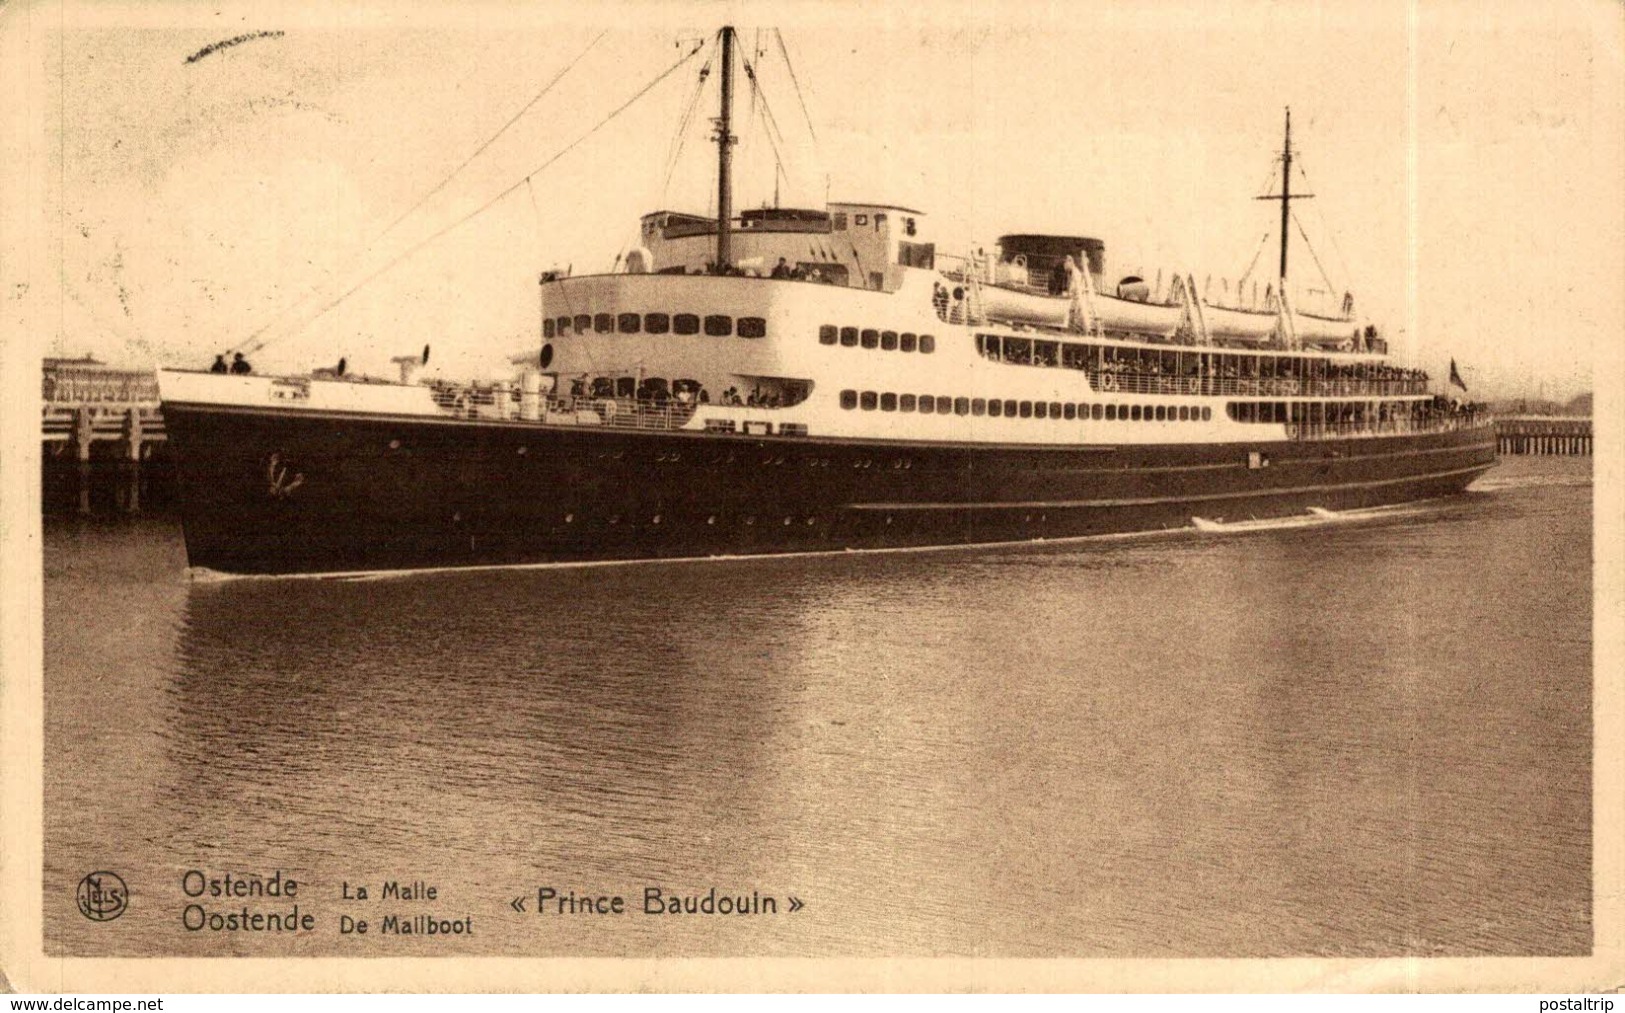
1087;371;1430;398
1284;413;1494;440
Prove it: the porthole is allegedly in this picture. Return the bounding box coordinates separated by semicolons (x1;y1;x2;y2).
707;515;716;525
564;513;574;523
388;439;401;449
880;392;897;412
516;446;528;455
900;394;917;412
652;514;662;524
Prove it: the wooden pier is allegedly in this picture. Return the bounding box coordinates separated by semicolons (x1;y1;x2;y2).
1494;416;1592;456
41;359;169;515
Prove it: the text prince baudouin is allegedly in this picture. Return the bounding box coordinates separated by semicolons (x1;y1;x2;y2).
535;887;778;915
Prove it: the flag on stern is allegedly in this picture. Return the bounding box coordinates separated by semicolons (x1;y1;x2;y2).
1448;358;1468;392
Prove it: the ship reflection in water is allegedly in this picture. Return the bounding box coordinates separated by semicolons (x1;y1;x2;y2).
43;458;1590;958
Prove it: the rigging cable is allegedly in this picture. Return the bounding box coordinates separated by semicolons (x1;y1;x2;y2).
772;29;818;146
246;38;707;353
230;30;607;356
378;29;608;239
1291;211;1339;306
743;59;792;201
659;49;713;203
1296;155;1356;294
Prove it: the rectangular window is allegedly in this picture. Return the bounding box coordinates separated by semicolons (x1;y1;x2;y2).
737;317;766;338
704;315;732;336
861;328;879;349
1050;401;1063;418
840;326;859;347
556;316;571;335
1033;402;1047;419
1131;404;1143;421
1003;337;1032;365
880;330;898;351
819;324;838;345
1091;404;1103;420
900;332;917;352
617;313;641;334
1034;341;1059;367
919;395;935;415
860;391;877;411
543;319;555;339
988;400;1002;417
854;213;868;226
595;313;614;333
1003;399;1018;417
833;213;848;231
972;398;986;416
1105;404;1117;421
900;394;917;412
674;314;700;335
1061;344;1087;369
1154;405;1166;421
919;334;936;354
645;313;670;334
779;423;808;437
1063;403;1076;420
936;396;952;414
840;390;857;410
1019;401;1033;419
954;397;970;416
874;213;886;230
574;314;592;333
880;392;897;412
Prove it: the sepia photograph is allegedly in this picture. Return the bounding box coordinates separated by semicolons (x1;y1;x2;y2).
1;0;1619;993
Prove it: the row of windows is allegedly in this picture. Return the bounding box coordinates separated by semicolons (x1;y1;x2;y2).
545;313;767;339
837;390;1217;422
818;325;937;353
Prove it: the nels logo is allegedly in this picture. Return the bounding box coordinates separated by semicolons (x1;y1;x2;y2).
77;871;128;922
266;450;306;499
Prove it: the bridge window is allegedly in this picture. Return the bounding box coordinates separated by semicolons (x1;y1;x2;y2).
645;313;670;334
881;330;898;351
861;328;879;349
595;313;614;333
704;314;732;336
900;394;916;412
618;313;641;334
860;391;877;411
920;334;936;354
833;213;848;231
840;326;859;347
972;398;986;416
855;214;868;226
840;390;857;410
954;397;970;416
543;319;555;339
819;325;837;345
738;317;766;338
574;314;592;333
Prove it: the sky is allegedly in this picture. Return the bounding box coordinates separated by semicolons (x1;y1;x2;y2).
5;0;1621;401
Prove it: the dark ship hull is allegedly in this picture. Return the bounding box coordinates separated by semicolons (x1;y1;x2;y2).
163;401;1497;577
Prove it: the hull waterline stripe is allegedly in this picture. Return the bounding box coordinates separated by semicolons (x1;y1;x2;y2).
847;462;1494;511
184;494;1469;585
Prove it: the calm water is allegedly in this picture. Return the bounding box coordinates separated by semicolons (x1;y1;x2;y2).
43;456;1592;958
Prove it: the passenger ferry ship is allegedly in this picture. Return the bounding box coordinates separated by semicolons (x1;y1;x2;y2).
157;26;1496;577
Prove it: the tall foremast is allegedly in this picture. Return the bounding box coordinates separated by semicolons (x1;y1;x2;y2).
713;26;737;272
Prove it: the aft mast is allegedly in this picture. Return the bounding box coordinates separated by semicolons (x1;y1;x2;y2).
714;25;737;272
1256;107;1313;347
